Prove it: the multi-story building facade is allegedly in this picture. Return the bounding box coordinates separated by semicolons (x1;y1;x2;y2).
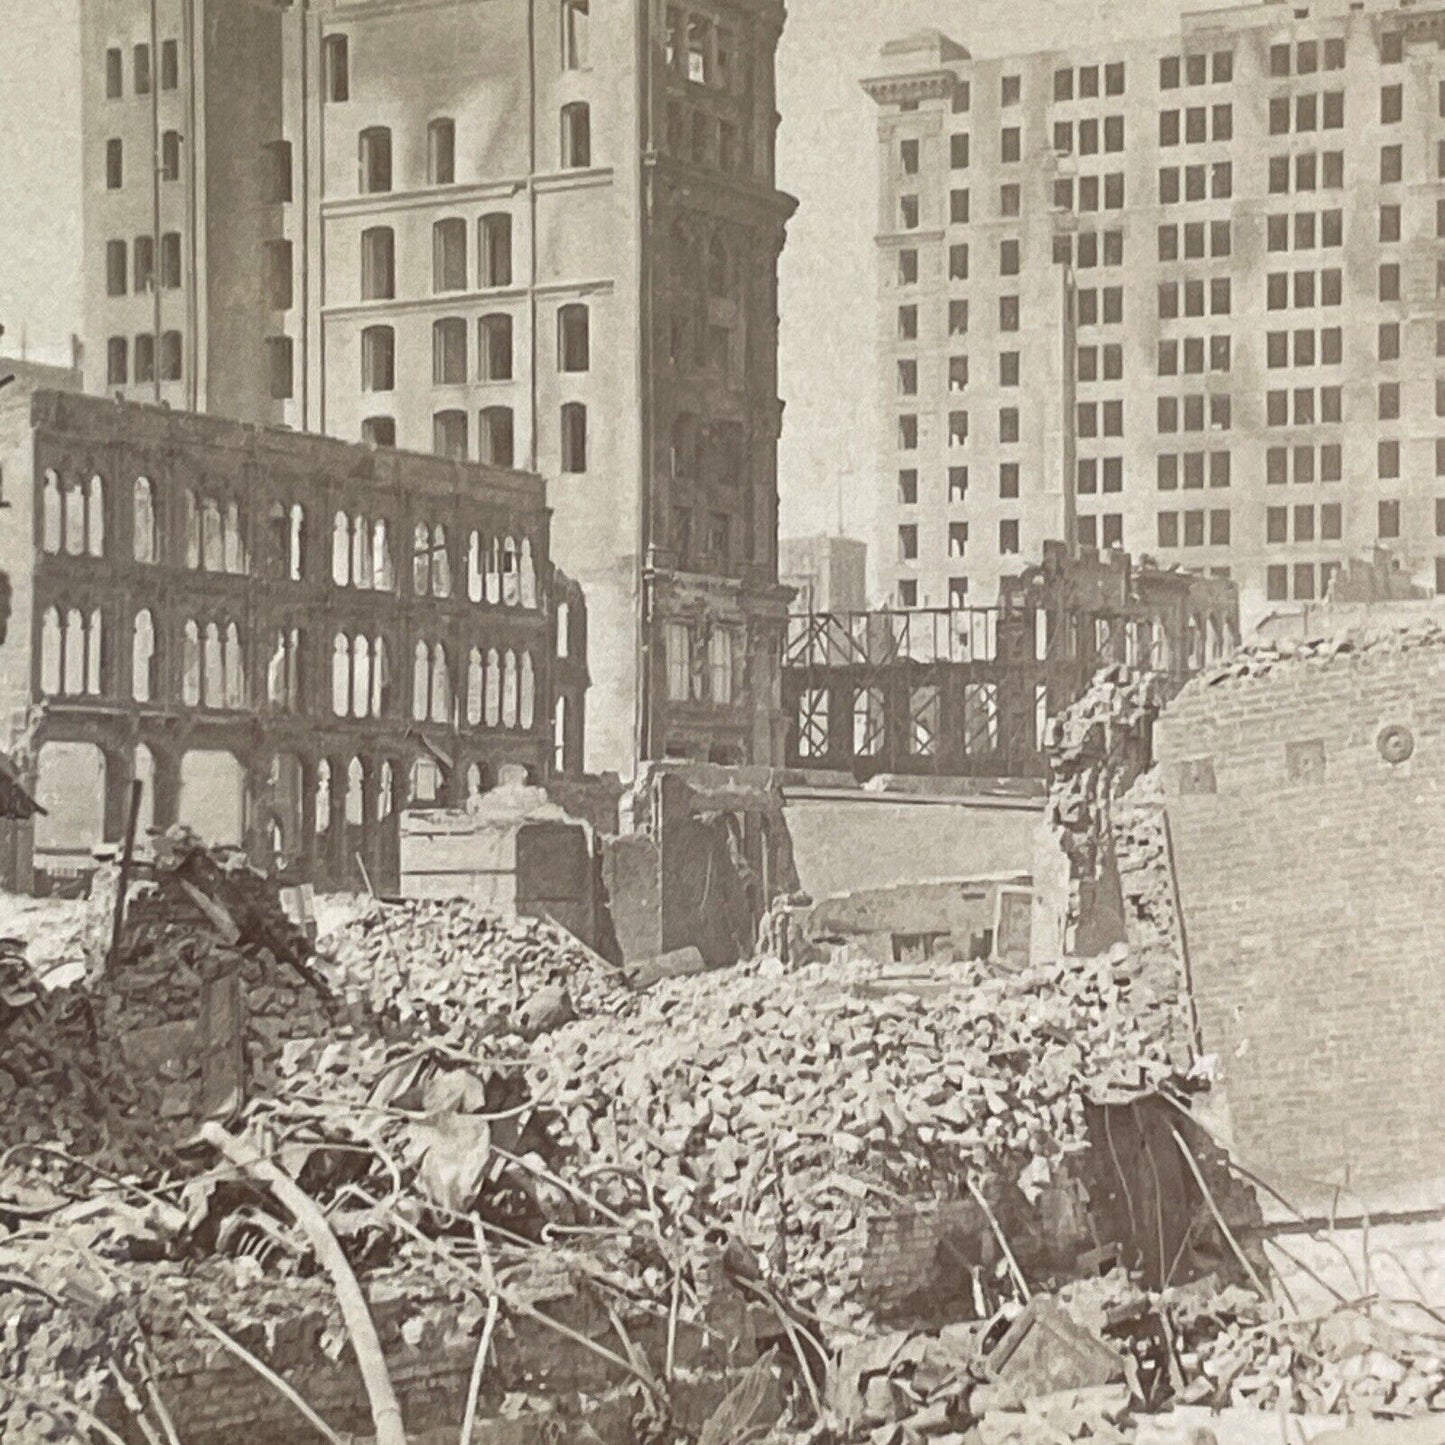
0;386;587;893
80;0;310;428
865;0;1445;630
78;0;797;776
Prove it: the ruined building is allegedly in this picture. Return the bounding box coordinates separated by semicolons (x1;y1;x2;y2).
79;0;797;775
0;387;587;894
784;542;1238;780
865;0;1445;629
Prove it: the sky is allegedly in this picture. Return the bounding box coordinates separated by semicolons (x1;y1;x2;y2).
0;0;1191;538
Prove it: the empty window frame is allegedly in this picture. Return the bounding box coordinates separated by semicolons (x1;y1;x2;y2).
323;34;350;101
358;126;391;193
561;101;591;167
361;325;395;391
479;313;513;381
360;226;395;300
558;302;589;371
433;218;467;292
480;213;513;287
428;118;456;185
560;402;588;472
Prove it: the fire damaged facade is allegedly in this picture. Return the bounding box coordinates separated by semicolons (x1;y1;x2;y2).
0;389;587;893
784;541;1239;779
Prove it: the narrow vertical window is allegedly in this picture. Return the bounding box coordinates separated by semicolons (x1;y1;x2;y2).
479;313;513;381
428;118;456;184
561;101;591;167
161;130;181;182
133;43;151;95
433;217;467;292
105;47;123;99
160;39;178;90
480;213;513;286
361;325;395;391
360;226;395;300
358;127;391;193
562;0;590;68
560;402;588;472
323;34;349;102
558;303;589;371
106;138;123;189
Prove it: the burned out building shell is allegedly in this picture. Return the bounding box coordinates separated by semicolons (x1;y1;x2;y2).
0;389;587;893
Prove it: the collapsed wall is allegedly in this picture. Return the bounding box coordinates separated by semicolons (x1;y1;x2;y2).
1156;622;1445;1211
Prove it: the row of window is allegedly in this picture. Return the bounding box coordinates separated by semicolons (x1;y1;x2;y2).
1050;172;1125;214
1266;37;1350;77
1267;151;1345;193
1159;220;1231;261
1159;162;1233;204
663;622;739;705
1268;91;1345;135
1159;105;1233;146
1158;336;1232;376
1266;503;1344;544
103;132;182;192
106;333;183;386
1158;451;1231;491
1051;115;1125;156
356;105;590;196
1157;394;1230;434
1051;229;1123;269
898;464;1019;505
1160;52;1235;89
103;40;178;99
1159;277;1232;318
105;234;182;296
1267;329;1342;368
1266;210;1343;252
1265;563;1342;603
1075;513;1123;549
1157;509;1231;548
1052;62;1128;101
898;520;1020;561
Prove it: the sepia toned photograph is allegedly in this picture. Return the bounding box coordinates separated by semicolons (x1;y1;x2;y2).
1;0;1443;1440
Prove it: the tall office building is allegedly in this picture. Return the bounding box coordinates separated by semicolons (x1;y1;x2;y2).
865;1;1445;629
80;0;310;427
78;0;796;775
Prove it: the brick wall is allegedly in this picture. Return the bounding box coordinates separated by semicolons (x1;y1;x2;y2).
1157;638;1445;1211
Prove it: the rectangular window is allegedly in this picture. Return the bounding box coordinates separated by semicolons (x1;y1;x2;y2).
951;132;969;168
133;42;151;95
1380;499;1401;538
323;34;350;101
160;331;182;381
951;189;969;224
1382;84;1403;124
160;232;180;289
1157;511;1179;548
267;140;294;202
561;102;592;166
105;138;123;189
429;119;456;185
106;239;127;297
106;336;128;386
267;336;294;400
266;239;293;310
105;46;123;99
160;38;178;90
999;519;1019;554
1000;463;1018;496
433;218;467;292
951;465;970;501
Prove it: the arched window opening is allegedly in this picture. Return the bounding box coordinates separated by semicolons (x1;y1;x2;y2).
430;642;451;723
486;536;502;604
378;760;395;819
182;620;201;705
133;478;156;563
86;608;103;695
202;498;224;572
520;650;536;729
346;757;365;827
502;535;520;605
86;476;105;557
432;525;452;598
485;647;501;726
467;646;484;725
412;522;430;596
40;607;62;695
224;622;245;708
289;503;305;580
183;489;200;569
352;634;371;719
467;762;485;803
556;600;571;659
63;609;86;694
554;697;568;771
64;482;85;557
467;531;483;602
316;759;333;835
42;471;62;554
224;500;247;574
502;648;519;727
352;514;373;589
372;636;390;717
373;519;393;590
520;538;537;608
412;640;430;721
333;633;351;716
203;622;224;707
132;609;155;702
332;511;350;586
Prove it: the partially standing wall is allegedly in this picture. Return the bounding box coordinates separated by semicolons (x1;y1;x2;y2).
1156;628;1445;1212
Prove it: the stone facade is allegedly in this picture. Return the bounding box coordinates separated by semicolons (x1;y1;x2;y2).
0;388;587;893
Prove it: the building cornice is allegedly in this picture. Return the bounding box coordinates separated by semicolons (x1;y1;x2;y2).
861;71;958;107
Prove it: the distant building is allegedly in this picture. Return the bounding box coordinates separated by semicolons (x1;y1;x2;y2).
77;0;797;776
780;535;868;614
864;2;1445;632
0;388;587;894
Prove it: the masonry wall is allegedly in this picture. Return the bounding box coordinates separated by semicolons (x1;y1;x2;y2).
1156;638;1445;1210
